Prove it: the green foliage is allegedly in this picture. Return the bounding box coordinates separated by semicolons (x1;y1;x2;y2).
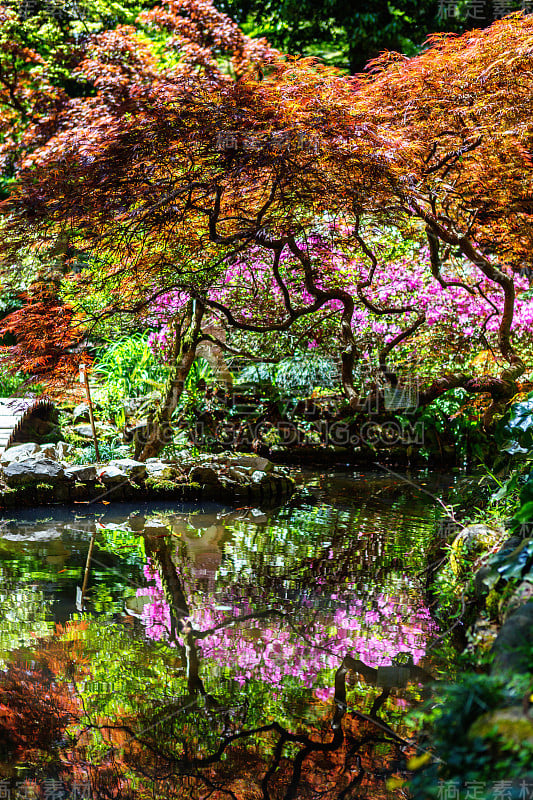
238;361;277;386
488;537;533;583
411;389;489;463
180;357;214;402
495;392;533;457
239;353;339;395
506;468;533;536
408;672;533;799
94;526;146;569
218;0;471;71
92;331;170;401
0;365;27;395
72;442;129;463
0;290;23;318
275;353;339;394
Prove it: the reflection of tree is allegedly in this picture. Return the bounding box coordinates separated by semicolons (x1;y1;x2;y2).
217;492;436;600
0;567;53;669
0;537;432;799
138;534;435;698
106;532;432;798
0;475;441;798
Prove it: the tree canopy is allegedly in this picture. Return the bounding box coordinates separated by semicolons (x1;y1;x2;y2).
0;3;532;452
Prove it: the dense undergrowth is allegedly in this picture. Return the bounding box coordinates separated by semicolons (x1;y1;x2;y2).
404;394;533;800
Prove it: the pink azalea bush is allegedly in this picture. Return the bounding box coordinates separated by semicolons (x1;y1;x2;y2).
145;232;532;373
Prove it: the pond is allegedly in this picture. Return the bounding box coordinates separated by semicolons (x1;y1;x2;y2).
0;468;458;799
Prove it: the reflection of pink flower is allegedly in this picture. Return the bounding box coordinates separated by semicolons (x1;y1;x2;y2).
137;564;438;695
315;687;335;702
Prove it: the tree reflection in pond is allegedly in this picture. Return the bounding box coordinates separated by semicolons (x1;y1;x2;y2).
0;471;448;798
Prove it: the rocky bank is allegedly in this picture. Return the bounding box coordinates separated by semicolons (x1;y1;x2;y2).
0;441;294;508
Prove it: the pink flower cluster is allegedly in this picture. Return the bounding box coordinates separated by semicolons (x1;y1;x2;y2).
144;235;533;361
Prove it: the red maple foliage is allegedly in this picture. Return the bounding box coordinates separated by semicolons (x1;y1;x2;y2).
0;278;89;390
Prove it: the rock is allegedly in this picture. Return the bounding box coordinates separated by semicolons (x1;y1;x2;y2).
73;424;96;439
450;524;503;577
73;423;117;440
247;508;268;523
0;442;41;464
1;528;63;542
56;441;75;461
109;458;146;481
146;461;177;479
72;402;90;423
1;458;65;487
39;442;61;459
124;420;148;444
143;521;172;536
96;465;127;484
218;476;244;494
128;514;146;532
228;455;274;473
502;579;533;622
12;441;75;463
251;470;268;484
173;449;193;462
227;466;250;484
491;601;533;674
64;464;98;482
189;466;222;485
469;706;533;748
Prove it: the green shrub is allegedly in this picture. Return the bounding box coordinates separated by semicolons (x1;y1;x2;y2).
408;388;490;463
92;331;170;401
0;366;44;396
495;392;533;457
72;443;129;464
239;353;339;396
408;672;533;799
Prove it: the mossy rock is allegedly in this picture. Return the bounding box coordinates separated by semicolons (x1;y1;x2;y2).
491;601;533;674
486;588;502;620
450;524;503;577
144;476;181;496
154;466;178;480
502;579;533;622
469;706;533;749
36;483;58;503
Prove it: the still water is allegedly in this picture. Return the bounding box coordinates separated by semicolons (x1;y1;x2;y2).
0;469;456;799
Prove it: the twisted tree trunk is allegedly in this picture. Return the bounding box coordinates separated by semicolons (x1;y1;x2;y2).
136;299;204;461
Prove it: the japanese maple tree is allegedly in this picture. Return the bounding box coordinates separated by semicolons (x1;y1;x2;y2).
1;9;533;452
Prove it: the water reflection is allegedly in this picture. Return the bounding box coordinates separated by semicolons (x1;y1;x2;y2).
0;470;451;798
